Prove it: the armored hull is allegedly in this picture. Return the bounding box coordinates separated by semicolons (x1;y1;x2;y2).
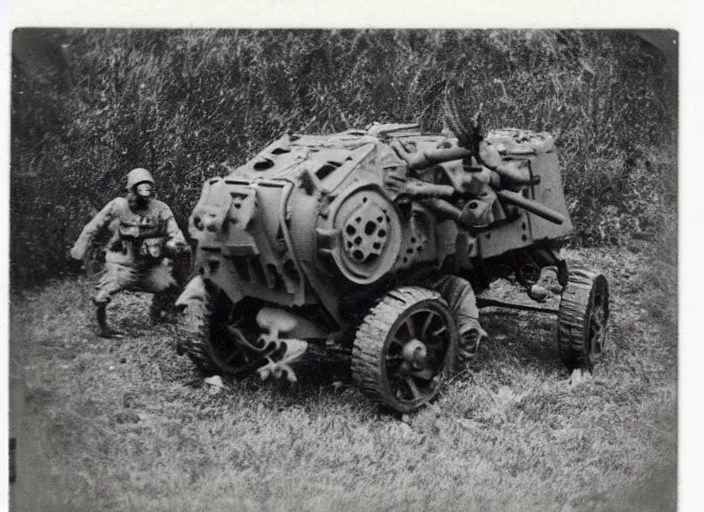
177;122;609;413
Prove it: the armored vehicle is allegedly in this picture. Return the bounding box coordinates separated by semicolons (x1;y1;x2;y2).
175;120;609;413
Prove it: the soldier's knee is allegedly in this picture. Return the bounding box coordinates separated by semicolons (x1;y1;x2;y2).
143;261;177;291
92;294;111;306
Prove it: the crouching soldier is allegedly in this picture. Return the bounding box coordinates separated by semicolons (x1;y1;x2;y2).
70;168;191;338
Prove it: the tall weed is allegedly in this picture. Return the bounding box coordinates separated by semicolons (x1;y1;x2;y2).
11;29;677;285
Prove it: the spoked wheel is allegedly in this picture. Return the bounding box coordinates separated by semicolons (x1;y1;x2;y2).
351;287;459;414
178;282;263;377
557;269;610;370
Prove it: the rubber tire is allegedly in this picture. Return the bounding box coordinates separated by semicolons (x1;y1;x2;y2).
557;269;609;371
177;284;257;377
351;286;459;414
177;283;219;375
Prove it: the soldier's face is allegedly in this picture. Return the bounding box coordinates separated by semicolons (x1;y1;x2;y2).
133;183;153;207
136;183;153;198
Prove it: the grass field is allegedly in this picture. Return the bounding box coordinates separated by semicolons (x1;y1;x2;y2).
9;246;676;512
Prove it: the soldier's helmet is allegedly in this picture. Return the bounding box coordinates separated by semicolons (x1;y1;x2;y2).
126;168;155;191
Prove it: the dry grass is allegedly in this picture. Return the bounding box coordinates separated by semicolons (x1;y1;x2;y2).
10;247;676;512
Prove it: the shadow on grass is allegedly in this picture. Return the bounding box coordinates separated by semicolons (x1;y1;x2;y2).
474;308;567;379
198;305;570;415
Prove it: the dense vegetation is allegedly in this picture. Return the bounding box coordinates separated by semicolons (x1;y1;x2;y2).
11;29;677;285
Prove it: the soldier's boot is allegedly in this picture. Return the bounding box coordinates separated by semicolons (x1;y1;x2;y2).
150;288;179;325
149;304;162;325
457;325;485;362
96;303;125;339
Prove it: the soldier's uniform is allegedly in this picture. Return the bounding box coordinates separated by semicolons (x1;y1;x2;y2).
428;275;487;362
71;168;189;337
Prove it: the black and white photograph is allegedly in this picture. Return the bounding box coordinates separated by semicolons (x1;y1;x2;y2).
7;2;693;510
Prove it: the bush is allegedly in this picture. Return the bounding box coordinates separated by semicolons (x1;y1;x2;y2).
11;29;677;286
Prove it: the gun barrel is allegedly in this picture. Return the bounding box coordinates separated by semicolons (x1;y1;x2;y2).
403;180;455;197
496;190;566;225
418;147;473;168
391;140;474;170
419;198;464;222
409;146;539;188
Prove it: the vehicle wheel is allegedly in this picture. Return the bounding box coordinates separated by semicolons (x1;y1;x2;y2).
178;283;262;377
351;287;459;414
557;269;609;370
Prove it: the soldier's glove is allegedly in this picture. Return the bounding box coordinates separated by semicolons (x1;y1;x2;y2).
69;244;85;261
66;248;85;272
165;240;190;257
